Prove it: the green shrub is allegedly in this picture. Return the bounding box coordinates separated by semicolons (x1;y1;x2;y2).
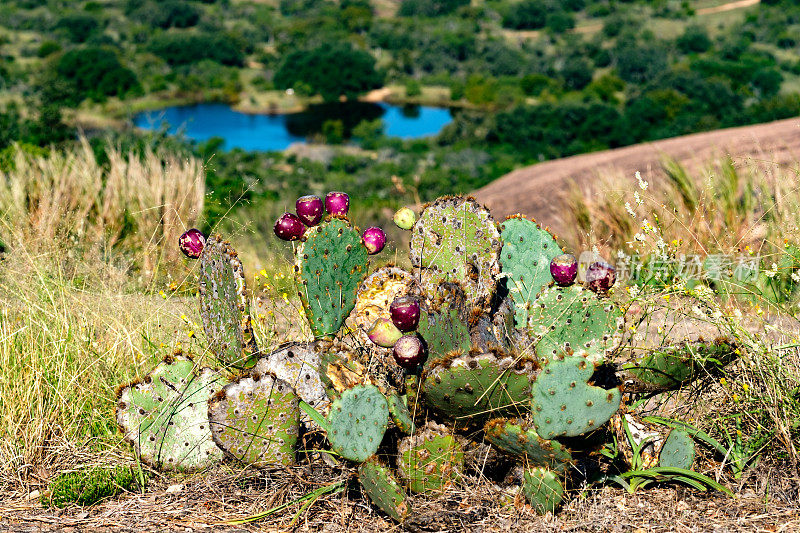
274;42;383;102
148;32;245;66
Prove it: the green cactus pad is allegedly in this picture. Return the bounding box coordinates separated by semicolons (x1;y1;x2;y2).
421;351;536;422
199;235;258;368
417;302;471;372
116;356;228;471
499;216;562;328
358;458;410;523
253;342;330;417
397;422;464;494
410;196;501;307
531;355;621;439
522;467;564;515
659;429;695;469
208;373;299;467
387;393;415;434
621;339;739;393
483;418;572;472
527;284;624;364
327;384;389;462
296;218;369;338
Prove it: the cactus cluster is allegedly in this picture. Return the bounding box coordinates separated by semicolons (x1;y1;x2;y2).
118;194;740;520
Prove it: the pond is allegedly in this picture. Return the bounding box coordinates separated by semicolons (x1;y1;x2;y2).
133;101;455;152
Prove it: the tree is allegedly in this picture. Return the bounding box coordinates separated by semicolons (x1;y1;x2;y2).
677;25;712;54
398;0;470;17
54;14;100;43
148;33;245;66
273;42;384;102
503;0;547;30
50;47;141;105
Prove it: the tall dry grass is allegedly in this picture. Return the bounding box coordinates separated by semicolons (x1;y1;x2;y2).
0;138;205;283
0;140;209;490
567;155;800;258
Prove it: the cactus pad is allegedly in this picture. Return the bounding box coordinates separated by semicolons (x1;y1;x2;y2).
208;373;299;467
527;284;623;363
531;355;621;439
417;305;471;372
410;196;501;307
253;342;329;416
483;418;572;472
358;458;410;522
421;350;536;422
296;218;369;338
621;339;739;393
387;393;415;434
522;467;564;515
499;216;562;328
353;266;418;339
397;422;464;494
199;235;258;368
659;429;695;469
327;384;389;462
116;356;227;471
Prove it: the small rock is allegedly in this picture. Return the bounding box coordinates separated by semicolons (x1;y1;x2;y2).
26;490;40;500
166;484;183;494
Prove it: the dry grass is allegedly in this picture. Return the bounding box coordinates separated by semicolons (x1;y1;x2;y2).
0;138;205;283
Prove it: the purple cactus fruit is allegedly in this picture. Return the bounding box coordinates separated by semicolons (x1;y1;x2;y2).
273;212;305;241
325;191;349;216
178;228;206;259
367;317;403;348
586;261;617;294
392;334;427;369
389;296;420;332
362;227;386;255
295;195;324;226
550;253;578;286
393;207;416;230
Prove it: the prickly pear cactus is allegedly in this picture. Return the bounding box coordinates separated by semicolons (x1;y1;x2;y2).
522;467;564;515
358;458;410;522
116;356;228;471
296;218;369;338
397;422;464;494
327;384;389;462
421;350;536;422
531;355;621;439
527;284;623;363
199;235;258;368
208;373;299;467
659;429;695;469
483;418;572;472
387;393;415;434
253;342;330;416
621;338;738;393
410;197;501;307
499;216;562;328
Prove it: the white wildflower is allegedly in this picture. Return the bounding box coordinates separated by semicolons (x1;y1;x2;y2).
634;191;642;206
625;202;637;218
636;171;649;190
764;262;778;279
791;271;800;283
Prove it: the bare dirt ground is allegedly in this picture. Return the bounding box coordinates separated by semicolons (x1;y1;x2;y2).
473;117;800;242
2;459;799;532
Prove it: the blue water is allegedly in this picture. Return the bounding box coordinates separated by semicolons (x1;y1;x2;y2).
133;101;454;152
